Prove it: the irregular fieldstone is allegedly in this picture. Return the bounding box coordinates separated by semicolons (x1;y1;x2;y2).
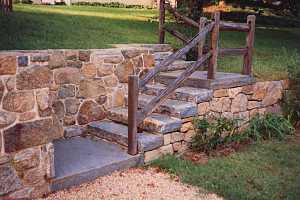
4;76;15;91
66;60;82;68
143;54;155;68
121;49;148;59
103;75;118;87
262;81;283;107
8;187;33;199
115;60;134;83
3;90;35;113
210;97;231;113
103;55;123;64
132;56;143;69
228;87;242;98
19;111;36;122
58;85;75;99
52;100;65;120
54;67;81;85
22;166;46;185
97;63;114;77
164;134;171;145
180;122;193;133
4;118;63;153
0;163;22;196
79;50;91;62
65;98;80;115
78;79;106;98
63;115;76;126
36;89;50;111
231;93;248;113
95;95;107;105
173;142;182;152
111;87;125;107
213;89;228;98
160;144;173;155
18;56;29;67
144;149;161;163
252;82;268;100
48;51;65;69
81;63;97;78
221;112;234;119
171;132;184;143
0;55;17;75
13;147;40;171
16;66;53;90
248;101;261;110
64;126;85;138
77;100;106;125
241;85;254;95
197;102;210;115
0;110;16;129
0;79;4;100
30;54;49;62
64;50;78;61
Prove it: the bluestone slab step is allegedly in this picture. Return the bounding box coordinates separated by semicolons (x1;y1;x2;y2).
157;70;254;89
107;107;182;134
125;94;197;118
51;137;141;192
87;121;163;152
144;83;213;103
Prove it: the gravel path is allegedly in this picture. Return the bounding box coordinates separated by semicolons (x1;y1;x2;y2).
42;168;223;200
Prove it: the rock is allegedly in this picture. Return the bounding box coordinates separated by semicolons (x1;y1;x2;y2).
180;122;193;133
63;115;76;126
16;65;53;90
79;50;91;62
64;126;85;138
81;63;97;78
77;100;106;125
234;111;250;125
8;187;33;199
0;111;16;129
103;75;118;87
4;76;15;91
48;51;65;69
160;144;173;155
213;89;228;98
172;142;182;152
13;147;40;171
131;56;143;69
3;91;35;113
23;167;46;185
281;80;289;90
64;50;78;61
41;143;55;179
58;84;76;99
121;49;148;59
95;95;107;105
266;104;282;114
221;112;234;119
111;87;125;107
0;79;4;100
163;134;171;145
171;132;184;143
0;55;17;75
231;93;248;113
78;79;106;98
115;60;134;83
18;56;29;67
262;81;283;106
4;118;63;153
65;98;80;115
241;85;254;95
197;102;209;115
248;101;261;110
184;130;196;142
103;55;123;64
52;100;65;120
66;60;82;68
97;63;114;77
54;67;81;85
36;89;50;111
143;54;155;68
30;54;49;62
210;97;231;113
144;149;161;163
19;112;36;122
228;87;242;98
0;163;22;196
252;82;268;100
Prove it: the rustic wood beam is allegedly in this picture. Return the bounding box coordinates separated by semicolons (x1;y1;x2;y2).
159;0;166;44
219;48;247;57
163;26;189;44
198;17;207;59
208;12;220;79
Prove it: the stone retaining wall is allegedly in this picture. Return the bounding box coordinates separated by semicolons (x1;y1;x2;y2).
144;80;289;162
0;44;171;198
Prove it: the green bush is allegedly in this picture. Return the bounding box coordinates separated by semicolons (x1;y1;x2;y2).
191;117;241;152
282;52;300;126
244;114;295;141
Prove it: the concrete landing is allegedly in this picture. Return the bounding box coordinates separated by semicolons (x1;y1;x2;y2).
50;137;142;192
157;70;254;89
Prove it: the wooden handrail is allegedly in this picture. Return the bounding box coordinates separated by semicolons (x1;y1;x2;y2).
140;22;214;89
137;52;212;125
163;26;189;44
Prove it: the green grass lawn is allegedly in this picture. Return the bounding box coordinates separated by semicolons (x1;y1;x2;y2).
1;4;300;80
151;135;300;200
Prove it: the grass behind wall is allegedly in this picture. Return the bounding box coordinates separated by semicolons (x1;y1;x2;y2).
1;4;300;80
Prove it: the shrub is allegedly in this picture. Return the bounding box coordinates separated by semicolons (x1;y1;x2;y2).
244;113;295;141
191;117;241;152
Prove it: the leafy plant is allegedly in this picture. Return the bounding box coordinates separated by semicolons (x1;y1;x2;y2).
191;117;241;152
244;113;295;141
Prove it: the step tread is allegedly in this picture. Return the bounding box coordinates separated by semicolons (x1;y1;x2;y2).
51;137;141;191
144;83;213;103
108;107;182;134
88;121;163;152
126;94;197;118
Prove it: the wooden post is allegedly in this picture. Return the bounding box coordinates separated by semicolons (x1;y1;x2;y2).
198;17;207;59
207;12;220;79
8;0;12;12
128;75;139;155
158;0;166;44
242;15;256;75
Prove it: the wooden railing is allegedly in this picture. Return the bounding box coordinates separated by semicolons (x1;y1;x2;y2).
127;18;215;155
0;0;13;14
159;0;256;77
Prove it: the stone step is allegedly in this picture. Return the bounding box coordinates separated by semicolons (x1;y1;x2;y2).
156;70;254;89
107;107;182;134
87;121;163;152
125;94;197;119
50;137;142;192
144;83;213;104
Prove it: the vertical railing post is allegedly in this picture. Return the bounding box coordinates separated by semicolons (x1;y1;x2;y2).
207;12;220;79
159;0;166;44
243;15;256;76
8;0;12;12
198;17;207;59
128;75;139;155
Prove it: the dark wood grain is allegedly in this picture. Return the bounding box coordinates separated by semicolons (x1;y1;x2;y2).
198;17;207;58
159;0;166;44
208;12;220;79
243;15;256;75
163;26;189;44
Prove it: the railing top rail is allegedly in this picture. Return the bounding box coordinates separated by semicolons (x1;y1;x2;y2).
139;21;214;89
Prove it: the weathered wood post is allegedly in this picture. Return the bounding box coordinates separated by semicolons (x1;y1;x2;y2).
198;17;207;59
8;0;12;12
128;75;139;155
242;15;256;75
207;12;220;79
159;0;166;44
